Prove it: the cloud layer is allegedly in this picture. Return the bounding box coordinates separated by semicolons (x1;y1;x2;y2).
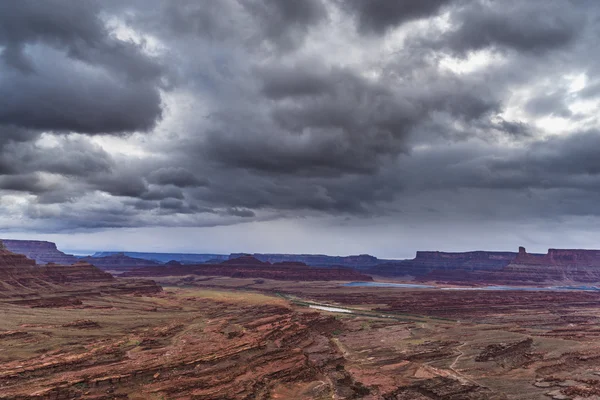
2;0;600;253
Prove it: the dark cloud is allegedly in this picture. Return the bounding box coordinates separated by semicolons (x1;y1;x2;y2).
344;0;454;34
525;91;573;117
0;136;113;177
0;0;164;134
147;167;208;188
1;0;600;242
242;0;327;49
227;208;256;218
257;63;332;99
0;173;48;193
421;1;583;55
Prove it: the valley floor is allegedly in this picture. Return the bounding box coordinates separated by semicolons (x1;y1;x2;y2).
2;277;600;399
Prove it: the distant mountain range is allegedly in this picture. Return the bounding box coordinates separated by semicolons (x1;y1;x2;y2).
6;239;600;285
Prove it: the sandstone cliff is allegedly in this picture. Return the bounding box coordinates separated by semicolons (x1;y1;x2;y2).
1;239;78;265
370;250;519;277
421;247;600;285
0;247;161;300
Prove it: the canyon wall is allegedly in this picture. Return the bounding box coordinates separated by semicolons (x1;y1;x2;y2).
369;250;519;277
0;247;161;299
421;247;600;285
1;239;78;265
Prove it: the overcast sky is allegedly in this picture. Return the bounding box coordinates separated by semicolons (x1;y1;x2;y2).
2;0;600;258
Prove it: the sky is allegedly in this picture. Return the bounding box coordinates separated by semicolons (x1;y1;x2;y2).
1;0;600;258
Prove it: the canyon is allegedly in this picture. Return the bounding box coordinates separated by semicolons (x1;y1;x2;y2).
4;238;600;398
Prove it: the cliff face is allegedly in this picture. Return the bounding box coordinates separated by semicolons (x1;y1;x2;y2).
370;250;519;277
0;250;111;295
0;248;161;299
500;247;600;283
1;239;78;265
420;247;600;285
514;246;600;266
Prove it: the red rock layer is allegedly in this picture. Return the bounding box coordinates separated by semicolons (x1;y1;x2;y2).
0;249;161;299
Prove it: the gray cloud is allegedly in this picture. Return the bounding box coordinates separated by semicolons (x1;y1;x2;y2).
344;0;455;34
242;0;327;49
2;0;600;250
0;0;164;134
418;0;584;55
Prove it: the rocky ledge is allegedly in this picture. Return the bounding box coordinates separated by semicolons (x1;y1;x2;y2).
0;247;161;300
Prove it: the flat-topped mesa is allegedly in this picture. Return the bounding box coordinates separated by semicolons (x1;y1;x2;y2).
1;239;77;265
370;250;519;277
514;247;600;267
421;247;600;285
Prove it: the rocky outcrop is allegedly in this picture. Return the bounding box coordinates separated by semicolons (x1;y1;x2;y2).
1;239;78;265
0;250;113;296
121;256;374;281
370;250;519;277
78;253;160;270
475;338;538;369
230;253;383;269
0;247;161;300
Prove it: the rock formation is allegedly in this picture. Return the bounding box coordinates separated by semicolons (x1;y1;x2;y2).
229;253;383;269
0;246;161;300
370;250;519;277
1;239;78;265
78;253;161;270
421;247;600;285
121;256;374;281
91;251;229;264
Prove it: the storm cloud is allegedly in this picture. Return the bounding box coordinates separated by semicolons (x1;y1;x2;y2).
2;0;600;255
